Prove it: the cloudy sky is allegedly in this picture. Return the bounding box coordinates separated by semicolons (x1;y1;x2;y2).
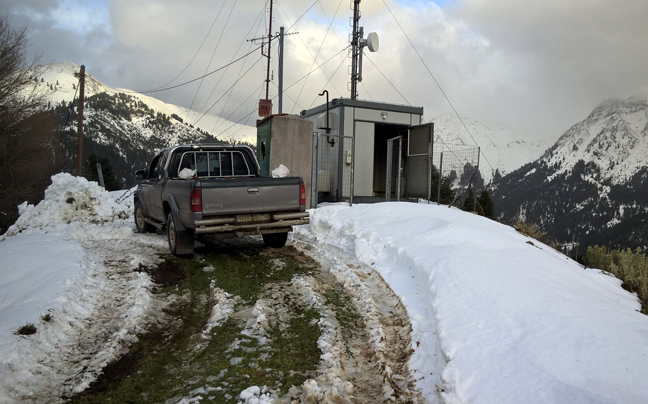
2;0;647;143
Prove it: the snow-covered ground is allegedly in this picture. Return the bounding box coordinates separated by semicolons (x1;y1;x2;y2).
1;174;648;403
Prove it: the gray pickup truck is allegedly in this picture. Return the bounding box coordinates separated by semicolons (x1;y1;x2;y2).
133;144;309;255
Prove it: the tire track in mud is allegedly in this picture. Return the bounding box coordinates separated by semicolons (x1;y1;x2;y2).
22;235;169;402
289;241;424;403
58;238;168;398
39;236;426;403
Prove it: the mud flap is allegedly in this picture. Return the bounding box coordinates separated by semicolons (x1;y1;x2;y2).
166;197;195;256
174;229;195;256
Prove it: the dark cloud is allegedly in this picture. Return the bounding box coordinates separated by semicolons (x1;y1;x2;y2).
1;0;647;142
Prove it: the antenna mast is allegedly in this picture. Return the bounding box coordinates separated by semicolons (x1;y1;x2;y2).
350;0;361;99
349;0;378;100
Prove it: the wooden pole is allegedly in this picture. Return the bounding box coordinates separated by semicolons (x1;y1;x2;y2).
76;64;85;176
265;0;273;100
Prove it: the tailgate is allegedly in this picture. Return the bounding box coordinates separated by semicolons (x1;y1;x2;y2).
200;177;302;216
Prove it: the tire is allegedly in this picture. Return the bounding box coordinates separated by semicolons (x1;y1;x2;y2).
134;203;153;233
167;212;194;257
262;232;288;248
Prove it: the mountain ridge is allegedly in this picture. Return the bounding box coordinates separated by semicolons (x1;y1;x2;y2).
430;113;551;182
493;93;648;251
34;62;257;145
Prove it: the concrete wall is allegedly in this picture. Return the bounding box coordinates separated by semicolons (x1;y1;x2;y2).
267;115;314;208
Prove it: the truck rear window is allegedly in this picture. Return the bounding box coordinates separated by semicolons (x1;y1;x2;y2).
176;151;252;178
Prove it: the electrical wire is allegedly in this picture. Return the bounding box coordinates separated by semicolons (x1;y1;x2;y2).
380;0;497;179
276;0;345;105
145;5;225;91
213;80;266;134
208;5;268;133
282;46;349;95
364;53;412;106
193;54;265;126
103;45;263;95
186;0;235;119
283;0;319;32
290;0;344;113
307;50;348;109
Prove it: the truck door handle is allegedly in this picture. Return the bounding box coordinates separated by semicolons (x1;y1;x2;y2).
248;187;259;194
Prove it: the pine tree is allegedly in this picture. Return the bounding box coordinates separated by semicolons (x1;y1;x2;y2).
429;164;455;205
477;189;495;219
462;186;475;211
83;153;122;191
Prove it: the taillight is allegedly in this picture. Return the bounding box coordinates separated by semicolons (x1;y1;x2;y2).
190;188;202;212
299;182;306;208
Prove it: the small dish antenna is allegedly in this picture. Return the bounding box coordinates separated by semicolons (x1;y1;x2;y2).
364;32;379;52
357;30;378;85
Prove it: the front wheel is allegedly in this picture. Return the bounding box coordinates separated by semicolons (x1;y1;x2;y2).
134;203;153;233
262;232;288;248
167;212;194;257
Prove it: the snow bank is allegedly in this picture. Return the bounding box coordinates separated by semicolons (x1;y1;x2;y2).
0;173;166;402
2;172;130;238
294;202;648;404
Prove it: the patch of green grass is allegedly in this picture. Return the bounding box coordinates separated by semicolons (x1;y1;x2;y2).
263;307;321;391
71;247;322;403
324;283;363;334
15;323;37;336
41;313;52;322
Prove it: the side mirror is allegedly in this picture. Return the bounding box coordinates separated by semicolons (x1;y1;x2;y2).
135;169;146;182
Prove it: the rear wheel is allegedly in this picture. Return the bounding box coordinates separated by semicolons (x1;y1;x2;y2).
262;232;289;248
167;212;194;257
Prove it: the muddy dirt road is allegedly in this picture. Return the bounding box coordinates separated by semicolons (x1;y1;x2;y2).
69;237;425;403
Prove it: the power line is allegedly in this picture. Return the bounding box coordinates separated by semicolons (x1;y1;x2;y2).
282;46;349;94
209;5;268;133
380;0;497;178
284;0;319;32
108;45;263;95
290;0;344;113
213;81;266;134
276;0;346;105
145;3;225;91
186;0;235;118
307;50;348;109
193;54;265;126
364;53;411;106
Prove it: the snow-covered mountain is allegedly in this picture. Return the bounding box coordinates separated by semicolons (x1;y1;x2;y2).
493;92;648;251
35;62;257;144
542;93;648;184
430;113;550;182
30;63;258;185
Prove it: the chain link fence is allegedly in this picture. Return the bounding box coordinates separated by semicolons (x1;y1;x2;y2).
311;133;354;206
311;129;480;207
386;137;480;204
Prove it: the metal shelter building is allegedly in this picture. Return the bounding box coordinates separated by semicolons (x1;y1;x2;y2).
300;98;432;202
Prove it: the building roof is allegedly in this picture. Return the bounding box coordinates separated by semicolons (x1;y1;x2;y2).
300;97;423;118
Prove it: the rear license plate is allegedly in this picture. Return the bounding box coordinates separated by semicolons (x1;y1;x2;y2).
236;213;270;223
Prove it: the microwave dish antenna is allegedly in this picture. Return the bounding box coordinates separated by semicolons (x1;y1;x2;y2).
350;0;378;99
364;32;379;52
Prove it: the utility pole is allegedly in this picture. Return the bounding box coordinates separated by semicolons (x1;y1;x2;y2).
76;64;85;176
265;0;273;100
257;0;274;117
278;26;284;114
